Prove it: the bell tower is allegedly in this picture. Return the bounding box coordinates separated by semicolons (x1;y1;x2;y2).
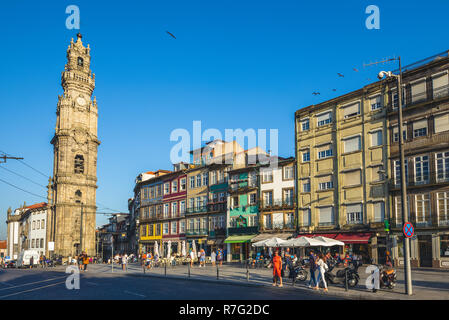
47;33;100;257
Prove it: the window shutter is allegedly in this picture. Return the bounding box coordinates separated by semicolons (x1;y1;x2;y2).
413;119;427;130
347;204;362;214
370;95;381;107
344;170;361;186
433;74;448;98
316;112;331;124
302;209;310;225
317;175;332;184
411;81;426;102
374;202;384;222
371;131;382;146
435;113;449;133
319;207;333;224
317;144;332;154
343;103;360;118
344;136;361;153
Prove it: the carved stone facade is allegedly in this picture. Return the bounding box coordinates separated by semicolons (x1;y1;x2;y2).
47;33;100;257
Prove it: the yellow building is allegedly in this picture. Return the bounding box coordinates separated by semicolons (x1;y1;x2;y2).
295;81;390;263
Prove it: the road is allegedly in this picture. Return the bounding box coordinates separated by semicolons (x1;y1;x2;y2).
0;265;340;300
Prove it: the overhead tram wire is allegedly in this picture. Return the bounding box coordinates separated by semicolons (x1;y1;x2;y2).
0;149;50;179
0;177;47;200
0;166;47;189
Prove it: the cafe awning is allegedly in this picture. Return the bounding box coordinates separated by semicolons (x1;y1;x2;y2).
297;232;372;244
251;233;293;243
224;235;257;244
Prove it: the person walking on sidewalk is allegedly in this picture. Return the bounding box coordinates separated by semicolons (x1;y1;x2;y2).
199;249;206;267
272;251;283;287
211;250;216;267
122;254;128;271
315;253;329;292
189;249;195;267
217;248;223;266
307;250;318;289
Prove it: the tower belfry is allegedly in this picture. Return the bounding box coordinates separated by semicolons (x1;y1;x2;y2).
47;33;100;257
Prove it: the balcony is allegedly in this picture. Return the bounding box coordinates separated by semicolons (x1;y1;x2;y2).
209;228;226;237
185;229;208;236
207;203;227;213
228;226;258;235
263;222;295;231
389;170;449;190
261;199;295;210
438;220;449;226
389;84;449;112
185;206;208;215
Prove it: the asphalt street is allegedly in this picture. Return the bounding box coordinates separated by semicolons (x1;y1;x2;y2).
0;266;340;300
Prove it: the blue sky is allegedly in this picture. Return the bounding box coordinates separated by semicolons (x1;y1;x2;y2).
1;0;448;238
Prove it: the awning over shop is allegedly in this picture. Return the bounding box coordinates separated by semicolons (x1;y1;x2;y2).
296;233;372;244
224;235;257;244
251;233;293;243
207;239;224;246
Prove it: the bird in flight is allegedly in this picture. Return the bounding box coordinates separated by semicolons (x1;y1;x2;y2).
337;73;344;77
312;92;320;95
332;89;337;92
353;68;359;72
166;31;176;39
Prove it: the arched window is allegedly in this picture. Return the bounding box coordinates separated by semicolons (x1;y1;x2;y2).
75;190;82;204
74;155;84;174
77;57;84;67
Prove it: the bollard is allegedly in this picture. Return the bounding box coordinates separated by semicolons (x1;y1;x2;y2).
345;269;349;291
217;266;219;280
165;262;167;276
246;268;249;282
188;262;190;278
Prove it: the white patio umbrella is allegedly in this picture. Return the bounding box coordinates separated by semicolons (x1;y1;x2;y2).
279;236;325;248
313;236;344;247
154;240;159;257
252;237;287;247
167;240;172;258
181;241;186;257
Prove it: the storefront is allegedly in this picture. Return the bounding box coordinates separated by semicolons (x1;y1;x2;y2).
224;235;257;262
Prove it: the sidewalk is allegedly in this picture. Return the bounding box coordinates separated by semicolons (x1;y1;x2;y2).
89;263;449;300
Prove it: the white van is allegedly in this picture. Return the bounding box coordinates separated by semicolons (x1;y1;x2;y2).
16;250;40;268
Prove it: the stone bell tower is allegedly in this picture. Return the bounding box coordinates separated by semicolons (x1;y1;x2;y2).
47;33;100;257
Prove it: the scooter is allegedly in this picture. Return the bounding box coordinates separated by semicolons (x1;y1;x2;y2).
288;263;308;283
324;261;360;288
378;265;397;289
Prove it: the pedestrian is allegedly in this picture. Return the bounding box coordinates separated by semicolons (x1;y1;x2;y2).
211;250;216;267
217;248;223;266
315;253;329;292
199;249;206;267
272;251;283;287
29;255;34;269
385;251;393;268
83;253;89;271
189;249;195;267
122;254;128;271
307;250;318;289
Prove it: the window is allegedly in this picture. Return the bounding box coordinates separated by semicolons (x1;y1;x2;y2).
344;170;361;187
189;176;195;189
196;174;201;187
195;197;202;209
317;111;332;127
41;219;45;229
285;213;294;227
164;183;170;195
347;204;363;224
36;220;40;229
301;209;310;226
180;201;186;215
171;180;178;193
148;225;153;236
202;172;208;186
344;136;361;153
393;125;407;142
434;113;449;133
32;239;35;248
432;73;449;99
394;159;408;186
318;176;333;190
317;145;333;159
371;130;382;147
77;57;83;66
440;235;449;257
249;193;257;205
74;155;84;174
283;166;294;180
210;171;217;185
156;224;161;236
189;219;194;231
263;191;273;206
163;223;169;235
163;204;169;217
157;185;162;196
262;169;273;183
219;216;225;228
373;202;385;223
188;198;194;210
232;196;239;208
302;150;310;162
301;119;310;131
318;207;334;226
413;120;428;138
32;221;35;230
171;221;177;234
180;178;186;191
283;189;294;205
436;151;449;182
303;179;311;193
342;103;360;119
410;80;426;103
195;218;201;230
264;214;272;229
370;95;382;110
180;220;186;234
202;195;207;207
40;239;43;248
219;192;225;202
437;192;449;225
171;202;177;216
201;217;207;230
415;194;431;225
248;215;258;227
414;155;429;184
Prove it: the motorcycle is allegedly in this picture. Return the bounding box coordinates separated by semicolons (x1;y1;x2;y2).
324;261;360;288
378;265;397;289
288;262;308;283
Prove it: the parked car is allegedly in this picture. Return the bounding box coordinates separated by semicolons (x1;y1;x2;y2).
16;250;40;268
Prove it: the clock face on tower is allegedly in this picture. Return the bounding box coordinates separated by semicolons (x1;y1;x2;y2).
76;97;86;106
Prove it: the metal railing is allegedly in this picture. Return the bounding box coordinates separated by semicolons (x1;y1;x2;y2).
261;199;295;208
185;229;208;236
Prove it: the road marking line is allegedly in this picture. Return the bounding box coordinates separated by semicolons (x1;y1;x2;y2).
86;281;98;286
0;281;66;299
124;290;146;298
0;275;67;291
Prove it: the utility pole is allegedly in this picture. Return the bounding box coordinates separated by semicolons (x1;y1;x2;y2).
80;202;84;255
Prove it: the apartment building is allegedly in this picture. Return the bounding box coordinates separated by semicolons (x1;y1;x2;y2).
295;72;390;264
386;52;449;268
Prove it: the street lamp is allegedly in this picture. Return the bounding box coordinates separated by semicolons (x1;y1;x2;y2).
378;56;413;295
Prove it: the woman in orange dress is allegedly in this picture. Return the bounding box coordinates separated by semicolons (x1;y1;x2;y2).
272;251;283;287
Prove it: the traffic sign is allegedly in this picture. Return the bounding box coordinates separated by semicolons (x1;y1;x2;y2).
403;222;414;238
